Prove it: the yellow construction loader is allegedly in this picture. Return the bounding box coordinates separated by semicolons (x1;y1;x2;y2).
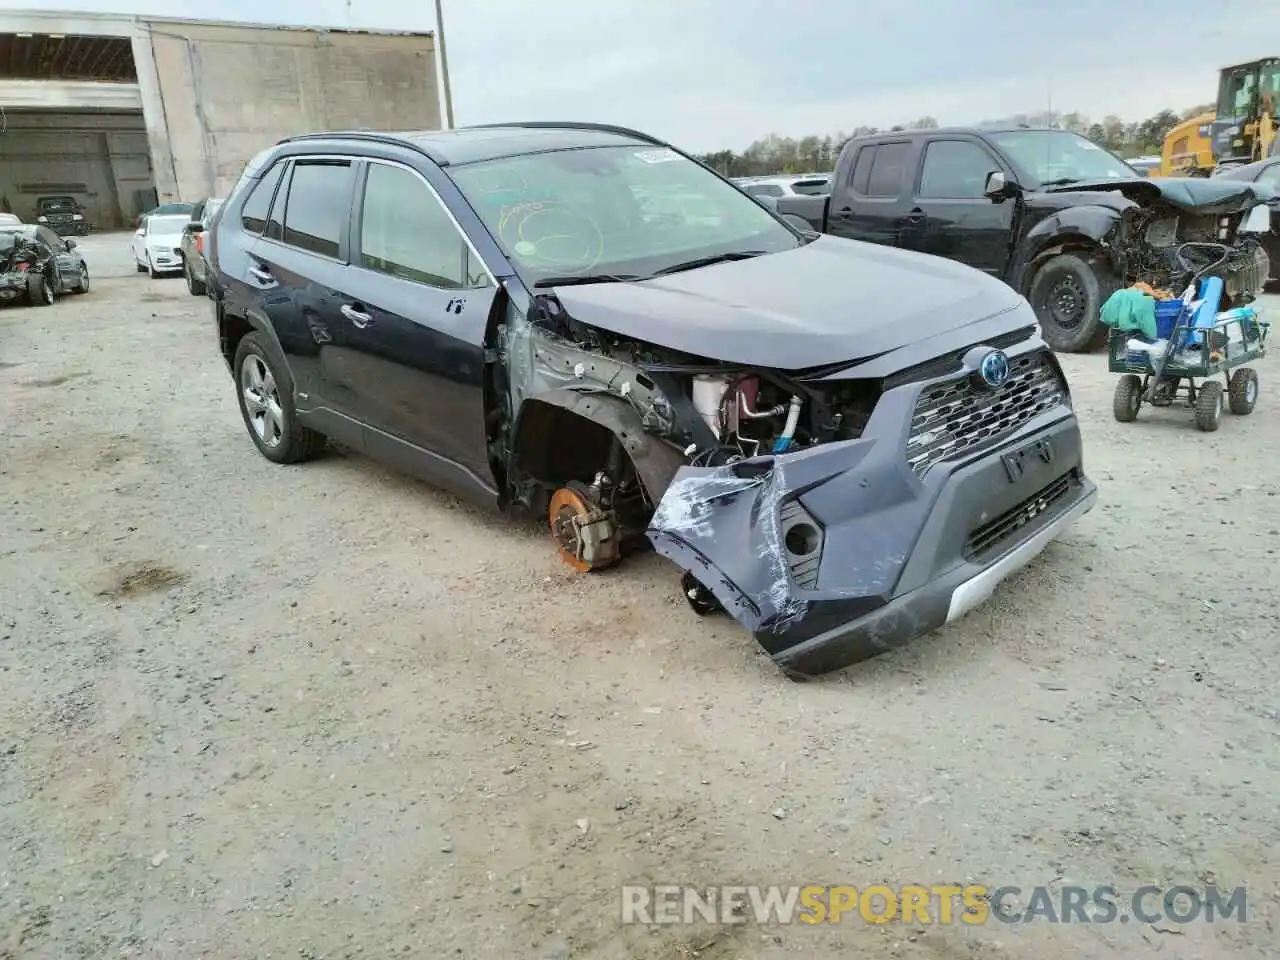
1210;57;1279;171
1159;112;1215;176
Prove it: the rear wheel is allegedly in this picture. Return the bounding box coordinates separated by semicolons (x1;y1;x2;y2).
1194;381;1224;432
26;271;54;306
1228;368;1258;415
1112;374;1142;422
73;263;90;294
233;332;325;464
1028;252;1116;353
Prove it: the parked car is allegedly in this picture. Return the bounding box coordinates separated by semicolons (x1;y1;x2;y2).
132;214;190;277
774;127;1273;352
0;224;90;306
1215;156;1280;282
179;197;224;296
135;202;196;229
34;196;90;236
739;175;832;199
207;122;1096;678
0;213;23;227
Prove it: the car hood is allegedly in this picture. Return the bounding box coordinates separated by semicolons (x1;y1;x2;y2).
145;230;185;244
1046;176;1275;214
547;235;1025;370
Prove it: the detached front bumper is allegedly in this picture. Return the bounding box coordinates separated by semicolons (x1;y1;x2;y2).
647;411;1096;677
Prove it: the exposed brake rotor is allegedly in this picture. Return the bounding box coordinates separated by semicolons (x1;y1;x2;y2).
548;482;619;573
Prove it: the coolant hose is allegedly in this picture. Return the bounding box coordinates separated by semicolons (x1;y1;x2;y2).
772;395;803;454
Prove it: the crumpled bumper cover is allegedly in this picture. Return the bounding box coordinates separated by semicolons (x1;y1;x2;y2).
646;412;1096;677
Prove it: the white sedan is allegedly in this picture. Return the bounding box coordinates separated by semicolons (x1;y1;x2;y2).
132;214;190;278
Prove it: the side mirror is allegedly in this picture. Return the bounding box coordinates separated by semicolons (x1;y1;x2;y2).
65;239;76;250
780;213;820;238
984;171;1010;199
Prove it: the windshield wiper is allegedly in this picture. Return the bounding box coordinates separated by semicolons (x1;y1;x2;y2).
533;273;644;288
1040;177;1083;187
648;250;768;277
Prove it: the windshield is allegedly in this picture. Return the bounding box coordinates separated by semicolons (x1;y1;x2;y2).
447;144;801;284
0;231;19;252
39;197;76;212
147;215;191;235
987;130;1136;186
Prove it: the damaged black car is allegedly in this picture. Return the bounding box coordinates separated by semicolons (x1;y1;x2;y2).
0;224;91;306
207;123;1097;677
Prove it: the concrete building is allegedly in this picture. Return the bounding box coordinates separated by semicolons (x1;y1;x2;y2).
0;10;443;228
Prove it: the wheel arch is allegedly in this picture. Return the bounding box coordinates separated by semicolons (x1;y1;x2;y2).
1013;206;1124;294
509;389;687;506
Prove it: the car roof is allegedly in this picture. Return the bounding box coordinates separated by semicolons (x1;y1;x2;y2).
279;122;664;167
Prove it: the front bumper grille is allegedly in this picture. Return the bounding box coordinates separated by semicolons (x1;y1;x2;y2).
906;351;1066;478
964;470;1078;561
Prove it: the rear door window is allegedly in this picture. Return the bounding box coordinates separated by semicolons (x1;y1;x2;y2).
746;183;784;197
280;160;354;259
850;146;875;194
865;141;911;197
239;161;286;235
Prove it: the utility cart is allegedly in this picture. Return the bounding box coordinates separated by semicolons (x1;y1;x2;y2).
1109;304;1268;431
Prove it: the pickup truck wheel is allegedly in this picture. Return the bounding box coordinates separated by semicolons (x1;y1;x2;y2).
1028;253;1115;353
233;333;325;464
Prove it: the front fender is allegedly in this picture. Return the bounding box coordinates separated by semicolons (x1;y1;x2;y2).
1012;205;1126;291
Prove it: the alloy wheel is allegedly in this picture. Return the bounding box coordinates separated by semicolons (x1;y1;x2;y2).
240;354;284;449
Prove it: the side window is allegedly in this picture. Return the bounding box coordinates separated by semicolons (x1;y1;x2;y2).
265;164;291;241
358;162;487;289
850;146;875;194
746;184;783;197
918;140;999;199
281;161;353;258
239;161;286;235
865;141;911;197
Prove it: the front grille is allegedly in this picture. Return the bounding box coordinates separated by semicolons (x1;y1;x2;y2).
906;351;1066;478
964;471;1076;560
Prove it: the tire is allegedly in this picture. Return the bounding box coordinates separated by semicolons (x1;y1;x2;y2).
73;263;90;294
136;259;147;274
233;332;325;464
148;254;160;280
1228;368;1258;415
1112;374;1142;422
1027;252;1117;353
26;271;54;307
1194;381;1224;432
185;261;206;297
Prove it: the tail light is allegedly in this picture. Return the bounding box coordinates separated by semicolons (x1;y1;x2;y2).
14;263;28;272
195;234;204;254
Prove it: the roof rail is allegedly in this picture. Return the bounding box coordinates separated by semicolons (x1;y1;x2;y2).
276;131;412;148
462;120;667;147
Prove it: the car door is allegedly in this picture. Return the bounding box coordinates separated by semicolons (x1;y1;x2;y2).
827;140;915;247
245;158;361;433
36;226;79;288
900;137;1014;276
332;158;499;489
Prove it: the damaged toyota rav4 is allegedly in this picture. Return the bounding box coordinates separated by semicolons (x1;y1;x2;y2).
208;123;1097;677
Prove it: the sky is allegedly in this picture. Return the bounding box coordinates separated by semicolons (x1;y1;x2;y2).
5;0;1280;152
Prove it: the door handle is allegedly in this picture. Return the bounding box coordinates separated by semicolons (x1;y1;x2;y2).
904;208;926;224
341;303;373;328
249;265;273;284
834;207;854;219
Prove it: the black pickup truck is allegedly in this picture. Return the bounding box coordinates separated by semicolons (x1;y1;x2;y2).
775;127;1273;352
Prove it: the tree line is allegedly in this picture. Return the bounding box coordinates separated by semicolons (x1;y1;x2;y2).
695;104;1216;178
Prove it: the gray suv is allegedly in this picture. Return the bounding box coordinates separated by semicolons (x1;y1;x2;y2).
180;197;223;296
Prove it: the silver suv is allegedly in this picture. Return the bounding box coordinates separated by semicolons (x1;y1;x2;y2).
179;197;223;296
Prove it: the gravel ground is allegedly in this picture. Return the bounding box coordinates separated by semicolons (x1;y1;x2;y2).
2;233;1278;960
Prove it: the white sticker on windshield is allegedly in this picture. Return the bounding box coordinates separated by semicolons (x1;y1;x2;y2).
634;148;679;164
